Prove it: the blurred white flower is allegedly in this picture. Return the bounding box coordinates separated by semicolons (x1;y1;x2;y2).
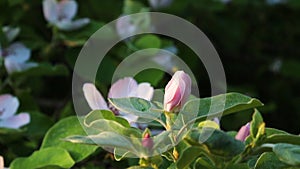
148;0;173;9
83;77;154;127
116;14;152;39
43;0;90;31
270;58;282;73
0;94;30;129
0;27;37;74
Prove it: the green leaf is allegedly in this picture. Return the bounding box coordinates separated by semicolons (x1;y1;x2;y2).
41;116;97;162
193;157;215;169
273;143;300;166
254;152;288;169
84;110;141;138
250;109;264;139
176;146;205;169
179;92;263;125
11;63;69;77
135;35;161;49
65;131;138;154
84;110;130;127
10;147;75;169
265;128;289;136
265;134;300;145
185;128;245;158
108;97;162;121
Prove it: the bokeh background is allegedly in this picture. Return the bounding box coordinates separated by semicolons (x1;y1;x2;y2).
0;1;299;165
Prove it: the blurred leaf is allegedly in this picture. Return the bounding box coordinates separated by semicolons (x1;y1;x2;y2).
10;147;75;169
123;0;145;14
273;143;300;166
254;152;289;169
135;35;161;49
25;111;54;139
41;116;98;162
11;63;69;78
281;60;300;79
135;69;165;87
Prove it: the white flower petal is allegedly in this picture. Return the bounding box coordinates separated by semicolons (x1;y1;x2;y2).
119;113;139;127
43;0;58;23
0;113;30;129
56;18;90;31
83;83;109;110
0;94;19;119
137;83;154;101
108;77;138;98
4;59;37;74
5;43;31;63
58;0;77;20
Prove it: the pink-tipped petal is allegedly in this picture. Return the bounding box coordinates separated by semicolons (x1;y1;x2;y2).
108;77;138;98
58;0;77;20
43;0;58;23
136;83;154;101
235;123;251;141
5;43;31;63
0;113;30;129
163;71;191;112
83;83;109;110
0;94;19;119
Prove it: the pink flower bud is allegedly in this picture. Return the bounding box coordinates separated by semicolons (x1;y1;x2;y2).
235;123;250;141
164;71;192;112
142;133;154;149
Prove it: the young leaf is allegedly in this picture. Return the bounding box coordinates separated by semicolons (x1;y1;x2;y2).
41;116;98;162
250;109;264;139
10;147;75;169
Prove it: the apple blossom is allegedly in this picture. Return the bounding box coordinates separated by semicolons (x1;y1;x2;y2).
235;122;250;141
163;71;191;112
0;94;30;129
43;0;90;31
0;27;37;74
83;77;154;127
